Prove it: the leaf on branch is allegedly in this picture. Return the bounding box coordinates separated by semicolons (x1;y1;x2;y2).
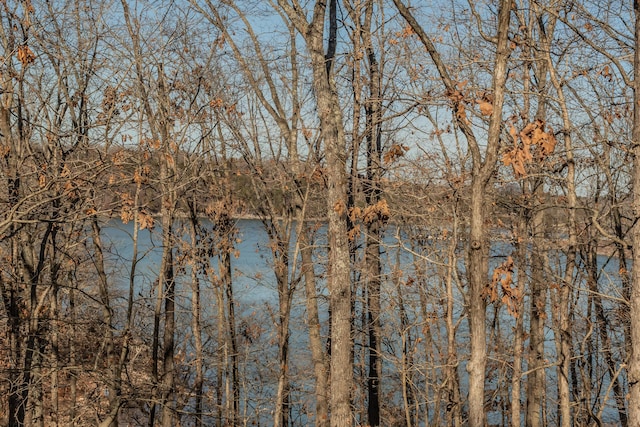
302;127;313;139
133;168;143;184
401;25;415;38
63;180;74;193
522;119;557;158
501;120;557;177
455;103;469;124
445;84;470;124
120;206;133;224
17;45;35;65
599;64;612;81
210;98;224;109
349;206;362;222
348;224;361;242
362;199;390;224
477;100;493;116
384;144;409;164
24;0;35;13
165;152;175;171
501;147;528;177
486;256;521;317
139;210;154;230
112;150;127;165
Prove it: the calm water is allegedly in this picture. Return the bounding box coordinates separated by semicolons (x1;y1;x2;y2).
97;218;624;425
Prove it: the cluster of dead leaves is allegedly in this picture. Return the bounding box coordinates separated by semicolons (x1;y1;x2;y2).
0;144;10;158
384;144;409;164
210;98;239;116
389;25;415;45
349;199;390;225
133;165;150;184
484;256;522;317
476;93;494;116
347;200;391;242
17;45;35;66
118;192;154;230
445;82;468;124
502;119;557;177
445;81;495;123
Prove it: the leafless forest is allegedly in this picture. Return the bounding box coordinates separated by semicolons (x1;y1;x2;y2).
1;0;640;426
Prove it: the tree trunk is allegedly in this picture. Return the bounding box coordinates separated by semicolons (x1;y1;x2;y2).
187;206;205;427
300;229;330;426
361;2;383;423
466;177;489;427
275;1;355;423
526;204;546;427
629;3;640;425
272;237;292;427
91;219;119;427
222;243;239;425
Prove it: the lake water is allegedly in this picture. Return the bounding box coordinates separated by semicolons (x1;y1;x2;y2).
98;218;625;425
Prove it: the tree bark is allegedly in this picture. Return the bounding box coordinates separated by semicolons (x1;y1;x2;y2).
628;2;640;423
276;2;354;424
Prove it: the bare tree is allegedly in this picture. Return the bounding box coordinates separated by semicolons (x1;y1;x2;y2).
392;2;512;425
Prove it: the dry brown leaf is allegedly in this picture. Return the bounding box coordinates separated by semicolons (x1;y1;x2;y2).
384;144;409;164
478;101;493;116
348;224;361;242
17;45;35;65
362;199;390;224
456;103;469;124
349;206;362;222
139;211;155;230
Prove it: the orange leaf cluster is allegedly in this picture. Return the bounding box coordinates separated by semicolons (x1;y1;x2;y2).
301;127;313;139
17;45;35;66
139;210;154;230
24;0;35;13
599;64;612;82
502;119;557;177
165;152;175;171
475;92;495;117
477;100;493;116
362;199;390;224
389;25;415;45
0;144;9;158
119;192;134;224
349;206;362;222
133;165;149;184
209;98;224;109
383;144;409;164
485;256;522;317
349;199;390;225
446;81;470;124
348;224;361;242
400;25;415;38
